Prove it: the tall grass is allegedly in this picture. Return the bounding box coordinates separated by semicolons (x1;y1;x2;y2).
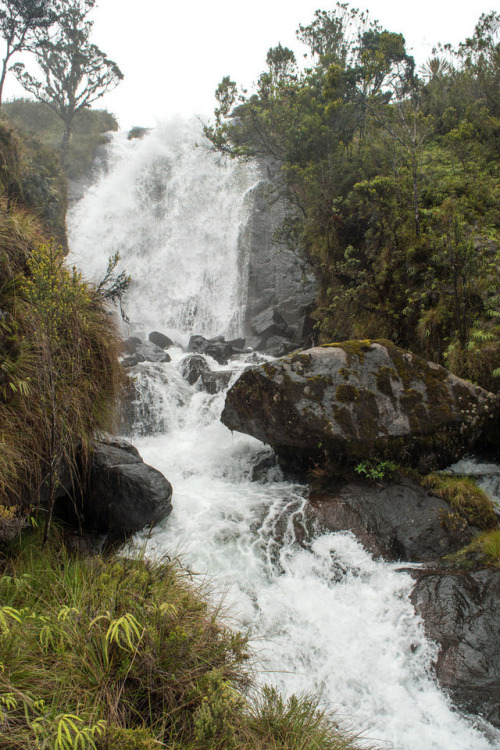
0;531;377;750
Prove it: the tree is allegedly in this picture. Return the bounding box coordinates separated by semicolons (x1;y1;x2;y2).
0;0;55;106
12;0;122;155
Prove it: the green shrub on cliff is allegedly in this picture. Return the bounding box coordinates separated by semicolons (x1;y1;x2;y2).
0;531;376;750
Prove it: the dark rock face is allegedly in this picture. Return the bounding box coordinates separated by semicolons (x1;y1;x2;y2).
180;354;232;394
222;340;498;471
82;438;173;533
149;330;173;349
308;479;476;562
411;568;500;727
241;178;317;335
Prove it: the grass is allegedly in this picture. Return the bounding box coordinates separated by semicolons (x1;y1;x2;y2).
423;473;499;531
0;530;377;750
443;529;500;569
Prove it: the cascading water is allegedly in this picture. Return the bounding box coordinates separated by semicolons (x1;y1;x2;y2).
69;119;500;750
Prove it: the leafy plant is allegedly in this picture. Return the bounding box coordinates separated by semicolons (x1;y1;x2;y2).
354;460;397;480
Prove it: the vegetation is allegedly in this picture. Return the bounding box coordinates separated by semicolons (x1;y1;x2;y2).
0;529;376;750
0;0;56;105
2;98;118;180
443;529;500;568
423;473;498;531
12;0;122;159
0;116;124;542
205;4;500;394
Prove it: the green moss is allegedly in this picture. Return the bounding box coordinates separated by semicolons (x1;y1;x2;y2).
424;474;499;530
442;529;500;569
376;365;399;398
335;384;359;402
320;339;373;364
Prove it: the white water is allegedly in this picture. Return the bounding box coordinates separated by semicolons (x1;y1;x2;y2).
69;120;500;750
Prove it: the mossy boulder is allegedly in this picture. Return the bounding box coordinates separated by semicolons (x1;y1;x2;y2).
221;340;499;472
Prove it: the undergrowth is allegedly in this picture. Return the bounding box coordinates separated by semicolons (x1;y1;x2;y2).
443;529;500;569
423;474;498;531
0;530;377;750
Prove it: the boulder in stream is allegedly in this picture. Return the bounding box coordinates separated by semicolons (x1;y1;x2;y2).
221;340;499;472
81;437;173;533
411;567;500;727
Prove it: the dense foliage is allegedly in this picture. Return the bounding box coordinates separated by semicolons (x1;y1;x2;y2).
0;530;376;750
206;4;500;393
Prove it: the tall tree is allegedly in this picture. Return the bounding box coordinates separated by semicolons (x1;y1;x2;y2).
0;0;55;106
12;0;122;155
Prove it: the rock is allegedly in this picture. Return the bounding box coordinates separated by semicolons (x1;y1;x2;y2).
308;478;476;562
149;330;173;349
122;336;142;354
187;335;235;365
121;353;143;368
180;354;232;394
263;335;298;357
411;568;500;727
81;438;173;533
221;340;498;472
136;341;171;363
251;308;288;341
241;177;317;333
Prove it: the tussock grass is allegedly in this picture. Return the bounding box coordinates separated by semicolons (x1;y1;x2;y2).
423;473;498;530
0;531;377;750
443;529;500;569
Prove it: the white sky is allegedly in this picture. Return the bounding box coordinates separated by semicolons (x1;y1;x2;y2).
2;0;498;130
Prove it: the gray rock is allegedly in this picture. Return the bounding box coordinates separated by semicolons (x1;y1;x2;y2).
136;341;171;363
308;478;476;561
149;331;173;349
122;336;142;354
83;438;173;533
262;335;298;357
180;354;232;394
221;340;499;472
241;178;317;333
251;308;288;342
411;568;500;727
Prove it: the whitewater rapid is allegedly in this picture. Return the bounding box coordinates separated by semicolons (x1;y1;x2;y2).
69;120;500;750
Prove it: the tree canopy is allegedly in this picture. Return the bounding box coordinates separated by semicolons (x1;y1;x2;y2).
205;5;500;394
0;0;56;105
12;0;122;152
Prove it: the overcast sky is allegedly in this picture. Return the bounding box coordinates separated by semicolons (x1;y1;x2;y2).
2;0;497;130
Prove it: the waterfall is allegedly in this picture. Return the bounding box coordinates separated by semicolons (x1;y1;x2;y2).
68;117;257;341
69;119;500;750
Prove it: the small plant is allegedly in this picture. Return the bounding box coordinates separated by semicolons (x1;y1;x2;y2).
354;460;398;480
424;473;498;530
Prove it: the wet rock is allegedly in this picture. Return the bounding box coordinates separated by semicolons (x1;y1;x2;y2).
180;354;232;394
122;336;142;354
308;478;476;562
187;335;236;365
251;308;289;344
263;335;298;357
411;568;500;727
149;330;173;349
221;340;499;472
81;438;173;533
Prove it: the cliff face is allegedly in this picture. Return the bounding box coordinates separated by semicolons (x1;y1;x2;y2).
240;174;317;346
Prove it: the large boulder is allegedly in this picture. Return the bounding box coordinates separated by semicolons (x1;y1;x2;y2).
180;354;232;394
221;340;499;472
81;438;173;533
308;478;478;562
411;568;500;727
